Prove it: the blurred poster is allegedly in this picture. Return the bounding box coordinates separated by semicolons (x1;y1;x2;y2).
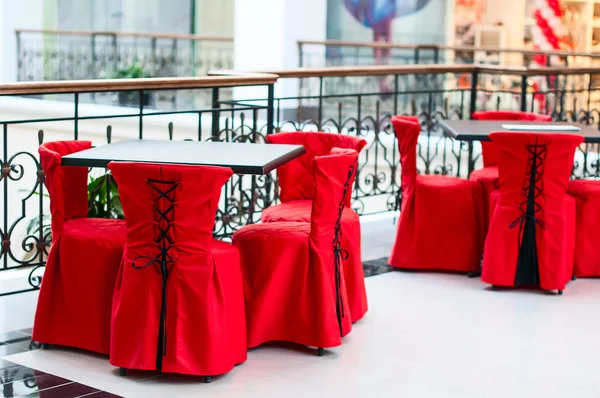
327;0;445;44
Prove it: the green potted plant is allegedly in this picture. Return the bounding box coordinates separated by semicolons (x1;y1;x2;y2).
114;61;153;107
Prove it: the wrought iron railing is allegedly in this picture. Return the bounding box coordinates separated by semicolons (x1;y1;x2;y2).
16;29;234;109
212;64;600;214
2;63;600;296
298;40;600;69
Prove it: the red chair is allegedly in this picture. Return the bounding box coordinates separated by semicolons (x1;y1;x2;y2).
567;179;600;277
233;148;358;354
470;111;553;231
388;116;484;272
108;162;246;381
482;132;581;293
33;141;127;354
261;132;368;323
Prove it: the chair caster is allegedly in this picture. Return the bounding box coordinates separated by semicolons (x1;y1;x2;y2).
316;348;324;357
558;290;563;296
572;275;577;281
42;343;50;349
203;376;212;383
119;368;127;377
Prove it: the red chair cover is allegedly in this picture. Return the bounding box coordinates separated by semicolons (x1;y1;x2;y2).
265;132;366;204
108;162;246;376
233;148;358;350
388;116;484;272
482;132;581;291
262;131;368;322
33;141;127;354
470;111;553;232
567;179;600;277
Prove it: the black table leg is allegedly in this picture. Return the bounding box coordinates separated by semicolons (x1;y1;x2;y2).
467;141;475;176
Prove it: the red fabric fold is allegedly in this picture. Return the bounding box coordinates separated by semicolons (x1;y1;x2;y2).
388;116;484;272
33;140;127;354
482;132;582;291
567;179;600;277
108;162;246;376
233;149;358;349
262;132;368;322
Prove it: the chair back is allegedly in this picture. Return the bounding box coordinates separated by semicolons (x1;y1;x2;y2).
39;140;91;238
108;162;233;265
309;147;358;336
487;131;582;286
309;148;358;244
490;132;582;211
390;116;421;212
266;132;366;205
472;111;553;167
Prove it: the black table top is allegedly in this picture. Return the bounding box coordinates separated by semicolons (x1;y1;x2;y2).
440;120;600;143
61;139;306;175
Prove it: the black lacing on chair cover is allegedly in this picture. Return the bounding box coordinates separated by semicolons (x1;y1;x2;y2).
509;140;547;286
131;178;179;372
332;163;355;337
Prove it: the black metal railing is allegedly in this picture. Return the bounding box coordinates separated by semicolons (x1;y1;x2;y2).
298;40;600;69
16;29;234;109
3;63;600;297
212;64;600;215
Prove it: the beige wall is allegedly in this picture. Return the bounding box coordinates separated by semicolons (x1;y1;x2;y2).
196;0;234;37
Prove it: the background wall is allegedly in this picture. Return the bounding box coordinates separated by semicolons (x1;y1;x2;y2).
0;0;44;82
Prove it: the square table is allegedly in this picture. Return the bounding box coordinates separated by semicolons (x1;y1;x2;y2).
439;120;600;174
61;139;306;175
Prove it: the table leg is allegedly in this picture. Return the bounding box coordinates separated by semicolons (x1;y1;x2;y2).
467;141;474;177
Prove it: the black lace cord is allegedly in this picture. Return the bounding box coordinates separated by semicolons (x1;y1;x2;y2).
332;163;355;337
131;178;178;372
509;141;547;286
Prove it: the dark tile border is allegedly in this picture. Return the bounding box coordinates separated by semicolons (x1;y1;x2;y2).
363;257;392;277
0;329;123;398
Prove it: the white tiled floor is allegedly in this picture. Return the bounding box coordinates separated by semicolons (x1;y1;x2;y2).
4;213;600;397
5;270;600;398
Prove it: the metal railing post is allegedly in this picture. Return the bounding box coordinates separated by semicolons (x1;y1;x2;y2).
469;70;478;118
211;87;221;140
90;34;97;78
467;70;479;175
151;37;157;76
267;83;275;135
15;31;22;81
520;75;528;112
111;33;118;76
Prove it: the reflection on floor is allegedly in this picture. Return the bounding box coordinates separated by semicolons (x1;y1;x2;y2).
0;328;120;397
4;271;600;398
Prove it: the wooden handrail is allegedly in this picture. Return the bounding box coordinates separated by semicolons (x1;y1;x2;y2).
212;64;479;78
298;40;600;59
0;74;277;95
211;64;600;79
15;29;233;42
2;63;597;95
